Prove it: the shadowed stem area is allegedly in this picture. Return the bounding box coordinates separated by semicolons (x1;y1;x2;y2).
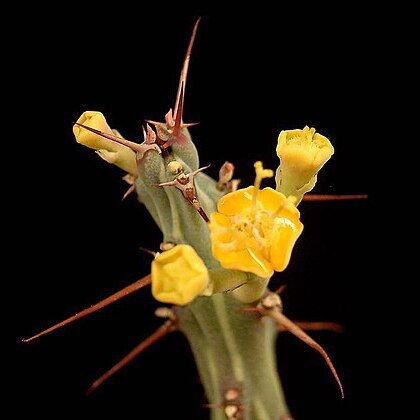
177;293;289;420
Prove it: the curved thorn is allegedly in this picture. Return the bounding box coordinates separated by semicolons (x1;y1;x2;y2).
22;274;151;343
266;310;344;398
86;320;176;394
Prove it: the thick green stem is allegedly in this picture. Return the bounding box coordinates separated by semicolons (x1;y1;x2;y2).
177;293;290;420
132;140;290;418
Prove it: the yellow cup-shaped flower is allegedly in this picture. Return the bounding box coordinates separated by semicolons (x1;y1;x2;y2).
73;111;138;176
151;245;210;306
209;186;303;278
276;126;334;202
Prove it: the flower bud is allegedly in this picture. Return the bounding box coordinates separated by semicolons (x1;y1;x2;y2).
151;244;210;306
73;111;138;176
276;126;333;203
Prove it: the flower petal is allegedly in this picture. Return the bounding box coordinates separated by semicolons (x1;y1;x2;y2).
213;245;273;278
217;186;254;216
210;211;231;227
270;218;303;272
210;213;273;278
258;187;288;212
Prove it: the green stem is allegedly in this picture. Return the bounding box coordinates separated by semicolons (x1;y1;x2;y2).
177;293;290;420
132;146;289;418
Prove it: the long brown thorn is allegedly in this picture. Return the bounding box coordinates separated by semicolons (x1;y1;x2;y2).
278;321;345;334
265;310;344;398
22;274;151;343
173;17;201;120
303;194;368;201
86;320;176;394
73;122;143;152
173;82;184;136
196;206;210;223
274;284;287;295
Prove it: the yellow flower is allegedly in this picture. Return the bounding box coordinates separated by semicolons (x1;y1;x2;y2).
151;245;210;306
73;111;138;176
209;162;303;278
276;126;334;202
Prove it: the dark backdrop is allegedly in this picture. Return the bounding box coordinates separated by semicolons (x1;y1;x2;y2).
13;5;372;420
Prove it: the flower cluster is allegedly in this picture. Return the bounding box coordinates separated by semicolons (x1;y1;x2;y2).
74;116;332;305
24;24;347;414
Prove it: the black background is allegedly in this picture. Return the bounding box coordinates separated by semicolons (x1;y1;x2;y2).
12;4;374;420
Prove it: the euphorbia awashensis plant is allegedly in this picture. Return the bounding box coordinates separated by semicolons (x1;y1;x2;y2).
23;18;367;420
